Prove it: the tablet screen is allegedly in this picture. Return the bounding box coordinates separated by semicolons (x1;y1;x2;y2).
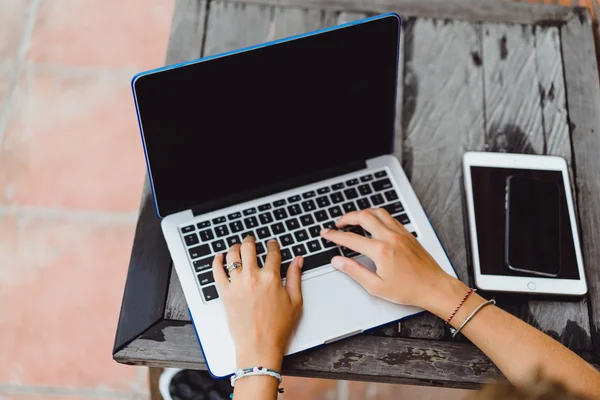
470;166;580;279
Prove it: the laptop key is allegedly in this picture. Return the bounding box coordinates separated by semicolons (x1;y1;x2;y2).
215;225;229;237
293;244;307;256
357;198;371;210
243;207;257;216
350;226;366;237
330;192;344;204
342;202;357;213
241;231;255;239
360;174;374;182
226;235;241;247
321;238;337;248
184;233;200;246
308;225;321;238
323;221;336;230
316;196;330;208
194;256;213;273
199;229;214;242
302;200;316;212
271;223;285;235
314;210;328;222
189;244;210;259
228;212;241;220
341;247;360;258
182;225;195;233
373;178;392;192
317;187;330;195
302;247;341;272
244;216;259;229
384;190;399;201
281;234;294;246
370;193;385;206
288;204;302;216
303;190;316;199
383;202;404;215
374;170;387;178
211;240;226;253
344;188;359;200
288;195;301;203
259;212;273;225
394;214;411;225
332;183;344;190
198;270;215;286
280;261;292;278
257;227;271;239
358;184;372;196
346;178;359;186
328;206;343;218
256;242;266;255
411;231;418;237
197;221;210;229
202;285;219;301
213;216;226;224
273;199;286;207
229;220;244;233
294;229;309;242
281;248;292;261
300;214;314;226
307;239;322;252
258;203;271;211
274;208;288;220
285;218;300;231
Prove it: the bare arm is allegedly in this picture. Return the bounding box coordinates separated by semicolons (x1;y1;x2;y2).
321;209;600;398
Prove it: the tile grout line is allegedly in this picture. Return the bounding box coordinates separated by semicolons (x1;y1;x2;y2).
0;0;42;147
0;204;140;224
0;383;147;399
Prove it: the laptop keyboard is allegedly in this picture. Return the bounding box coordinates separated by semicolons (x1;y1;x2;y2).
179;170;417;302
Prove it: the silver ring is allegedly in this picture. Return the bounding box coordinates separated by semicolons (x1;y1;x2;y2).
225;262;242;273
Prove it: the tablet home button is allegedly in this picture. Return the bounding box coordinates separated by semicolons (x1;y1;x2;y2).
527;282;536;290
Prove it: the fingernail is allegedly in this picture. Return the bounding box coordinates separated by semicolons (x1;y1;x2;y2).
298;256;304;268
268;239;277;243
320;228;330;235
331;257;344;270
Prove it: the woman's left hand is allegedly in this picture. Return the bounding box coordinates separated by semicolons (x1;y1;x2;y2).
213;236;304;370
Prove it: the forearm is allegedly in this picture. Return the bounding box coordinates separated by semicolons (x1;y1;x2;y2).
425;277;600;397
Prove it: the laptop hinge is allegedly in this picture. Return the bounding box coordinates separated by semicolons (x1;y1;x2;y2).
191;160;367;217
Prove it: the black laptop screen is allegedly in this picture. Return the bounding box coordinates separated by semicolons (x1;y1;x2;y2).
134;15;400;217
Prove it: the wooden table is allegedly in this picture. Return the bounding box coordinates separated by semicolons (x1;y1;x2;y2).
113;0;600;388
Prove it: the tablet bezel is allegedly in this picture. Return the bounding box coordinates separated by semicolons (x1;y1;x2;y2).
462;152;587;296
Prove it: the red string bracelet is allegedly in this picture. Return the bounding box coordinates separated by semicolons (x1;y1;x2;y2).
445;288;476;325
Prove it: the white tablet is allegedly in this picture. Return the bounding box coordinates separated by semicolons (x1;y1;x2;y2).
462;152;587;296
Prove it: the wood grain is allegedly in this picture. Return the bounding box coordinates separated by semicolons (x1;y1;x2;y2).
561;10;600;356
165;0;207;63
398;18;486;339
481;21;592;351
210;0;574;24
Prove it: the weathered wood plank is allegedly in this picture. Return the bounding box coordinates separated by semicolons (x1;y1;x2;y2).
482;21;592;351
561;10;600;356
214;0;574;24
113;179;172;352
399;18;486;339
270;7;326;39
165;0;207;63
164;270;188;320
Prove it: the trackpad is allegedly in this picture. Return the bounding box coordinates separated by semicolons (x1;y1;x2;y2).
294;270;382;345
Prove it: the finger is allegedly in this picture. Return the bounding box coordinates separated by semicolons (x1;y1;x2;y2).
240;235;258;275
320;228;376;258
264;239;282;272
226;244;242;277
212;253;229;291
335;209;389;238
285;256;304;307
367;208;401;232
331;256;382;295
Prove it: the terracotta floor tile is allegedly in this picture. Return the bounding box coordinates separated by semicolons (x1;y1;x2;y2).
0;63;12;112
0;67;146;211
348;381;472;400
280;377;337;400
0;395;130;400
0;0;31;61
27;0;174;70
0;215;141;390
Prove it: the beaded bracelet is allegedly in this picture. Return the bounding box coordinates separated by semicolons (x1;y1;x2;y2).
445;288;476;324
230;366;283;394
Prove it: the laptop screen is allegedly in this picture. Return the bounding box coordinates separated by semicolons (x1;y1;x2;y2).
134;14;400;217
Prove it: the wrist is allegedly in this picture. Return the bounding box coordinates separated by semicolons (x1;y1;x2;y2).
421;275;470;319
236;347;284;371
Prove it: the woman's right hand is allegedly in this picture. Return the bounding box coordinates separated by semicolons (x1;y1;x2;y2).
319;208;457;311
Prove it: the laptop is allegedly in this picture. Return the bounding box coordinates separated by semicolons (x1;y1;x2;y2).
132;13;457;378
